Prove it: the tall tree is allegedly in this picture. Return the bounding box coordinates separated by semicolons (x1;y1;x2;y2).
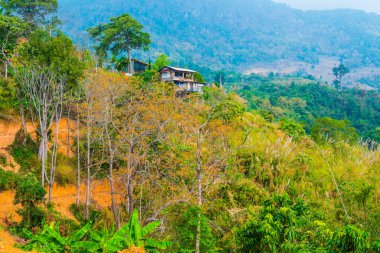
332;63;349;90
0;15;28;78
15;67;66;191
0;15;29;136
1;0;58;25
153;53;171;70
19;30;84;88
88;14;151;74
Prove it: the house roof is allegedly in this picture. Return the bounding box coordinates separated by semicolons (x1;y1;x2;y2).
159;66;197;73
131;58;150;66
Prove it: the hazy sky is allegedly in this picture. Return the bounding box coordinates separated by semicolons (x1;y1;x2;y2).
273;0;380;14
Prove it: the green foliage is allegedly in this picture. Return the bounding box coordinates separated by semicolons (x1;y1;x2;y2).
235;194;314;252
0;167;18;191
235;193;374;252
23;222;96;253
69;203;101;224
0;78;17;112
279;118;306;141
372;240;380;252
14;174;46;229
107;209;172;251
239;82;379;142
88;13;151;60
311;117;359;144
330;225;369;252
23;209;171;252
153;53;171;70
1;0;58;25
0;14;29;59
333;63;350;89
211;100;245;122
19;30;84;87
55;154;76;185
174;206;217;253
10;130;40;175
59;0;380;69
194;72;205;83
111;55;129;72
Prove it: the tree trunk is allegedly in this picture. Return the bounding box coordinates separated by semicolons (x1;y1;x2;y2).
48;114;60;203
4;61;8;79
105;124;120;228
109;154;120;229
40;128;48;187
127;49;132;74
48;182;53;203
67;106;71;156
76;103;81;206
195;130;202;253
127;174;134;216
85;113;91;220
17;89;28;143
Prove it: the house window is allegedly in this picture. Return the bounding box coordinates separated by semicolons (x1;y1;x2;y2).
162;72;170;79
175;72;182;77
184;73;192;79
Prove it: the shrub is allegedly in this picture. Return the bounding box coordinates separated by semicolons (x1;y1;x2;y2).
14;174;46;229
0;168;18;191
330;225;370;252
279;117;306;141
10;131;40;176
311;117;359;144
0;154;6;166
212;100;245;122
55;154;76;185
174;206;217;253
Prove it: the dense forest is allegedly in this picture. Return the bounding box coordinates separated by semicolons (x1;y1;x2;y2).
58;0;380;70
0;0;379;253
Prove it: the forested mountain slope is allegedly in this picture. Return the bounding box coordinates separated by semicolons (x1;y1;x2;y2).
58;0;380;70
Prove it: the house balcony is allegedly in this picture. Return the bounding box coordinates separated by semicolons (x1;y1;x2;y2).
161;76;194;83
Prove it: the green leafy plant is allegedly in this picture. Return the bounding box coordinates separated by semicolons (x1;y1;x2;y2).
279;118;306;141
330;225;369;252
14;174;46;229
23;209;171;252
106;209;172;252
23;222;97;253
0;168;18;191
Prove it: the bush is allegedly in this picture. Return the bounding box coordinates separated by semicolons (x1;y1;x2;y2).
174;206;217;253
55;154;76;185
69;203;101;224
10;131;40;176
212;100;245;122
279;117;306;141
311;117;359;144
0;168;18;191
0;78;17;112
0;154;6;166
14;174;46;229
330;225;370;252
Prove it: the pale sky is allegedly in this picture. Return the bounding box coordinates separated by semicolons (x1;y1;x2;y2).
273;0;380;14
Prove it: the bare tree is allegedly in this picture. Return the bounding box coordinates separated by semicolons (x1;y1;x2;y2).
16;67;66;189
76;96;81;206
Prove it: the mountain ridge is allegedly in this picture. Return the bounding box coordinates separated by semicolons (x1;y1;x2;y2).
58;0;380;71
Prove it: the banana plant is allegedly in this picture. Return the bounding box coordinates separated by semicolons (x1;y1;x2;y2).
23;209;171;253
23;222;98;253
101;209;172;252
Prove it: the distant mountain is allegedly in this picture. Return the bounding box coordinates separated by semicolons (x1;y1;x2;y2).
58;0;380;71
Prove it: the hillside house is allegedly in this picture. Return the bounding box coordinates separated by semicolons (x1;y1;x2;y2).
159;66;205;93
131;59;150;73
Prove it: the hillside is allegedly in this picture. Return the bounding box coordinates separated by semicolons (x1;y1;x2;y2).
58;0;380;72
1;1;380;252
